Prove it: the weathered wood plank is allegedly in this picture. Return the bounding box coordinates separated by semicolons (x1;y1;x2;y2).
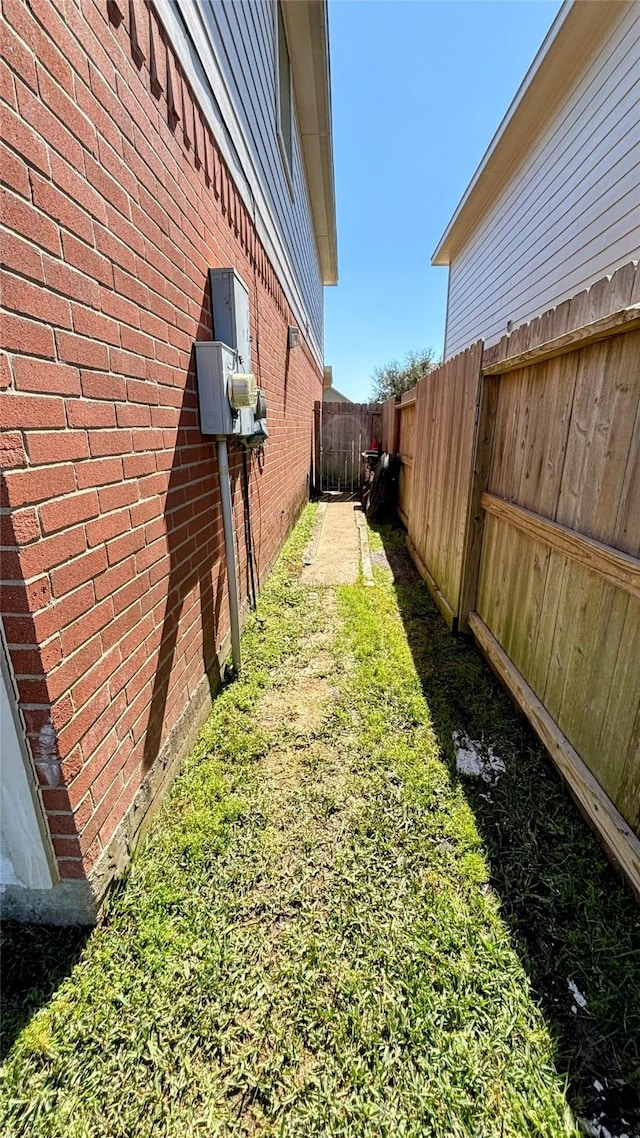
481;493;640;599
469;612;640;900
482;305;640;376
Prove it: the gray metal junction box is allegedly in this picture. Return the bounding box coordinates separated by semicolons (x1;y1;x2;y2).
209;267;252;372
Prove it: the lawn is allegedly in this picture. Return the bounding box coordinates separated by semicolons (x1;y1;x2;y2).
1;506;638;1137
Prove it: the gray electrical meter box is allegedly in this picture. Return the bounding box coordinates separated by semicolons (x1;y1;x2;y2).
195;342;256;437
209;268;251;372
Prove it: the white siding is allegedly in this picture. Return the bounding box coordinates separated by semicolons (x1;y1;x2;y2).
444;4;640;358
156;0;324;361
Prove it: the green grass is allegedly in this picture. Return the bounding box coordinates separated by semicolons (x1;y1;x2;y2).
1;508;638;1137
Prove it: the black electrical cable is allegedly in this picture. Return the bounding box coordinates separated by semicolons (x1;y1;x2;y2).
241;447;258;610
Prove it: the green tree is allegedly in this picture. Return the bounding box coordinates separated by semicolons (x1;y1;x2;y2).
371;347;439;402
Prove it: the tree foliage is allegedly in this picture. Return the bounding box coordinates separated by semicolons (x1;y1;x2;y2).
371;347;439;402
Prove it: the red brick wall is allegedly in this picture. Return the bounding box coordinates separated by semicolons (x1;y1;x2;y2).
1;0;323;883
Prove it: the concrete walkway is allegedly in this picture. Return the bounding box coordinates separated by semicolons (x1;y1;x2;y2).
301;497;373;586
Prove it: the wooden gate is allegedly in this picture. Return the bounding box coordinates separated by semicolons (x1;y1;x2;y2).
315;401;381;493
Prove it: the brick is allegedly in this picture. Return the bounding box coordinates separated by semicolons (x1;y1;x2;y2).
98;482;138;512
12;357;81;396
66;728;119;809
67;399;116;429
106;527;145;567
116;403;151;428
16;524;86;578
43;253;101;307
71;642;119;708
86;507;129;548
0;430;26;469
0;20;37;92
30;172;94;244
49;152;108;225
1;392;66;429
99;287;140;329
120;326;153;357
1;312;56;358
75;692;126;779
51;835;82;859
85;154;131;218
50;548;106;597
127;377;158;405
0;578;50;614
75;76;122;156
71;304;121;346
56;330;109;370
58;859;86;879
1;187;61;254
40;490;100;535
94;224;136;275
133;428;164;452
109;348;147;379
80;370;127;402
75;456;124;489
0;506;40;545
94;554;136;601
46;634;102;703
1;101;50;175
1;271;72;329
103;599;145;654
11;638;62;676
37;67;97;155
3;0;72;92
88;63;132;145
88;429;132;458
1;228;45;284
0;142;31;197
27;429;89;465
60;596;113;658
113;265;148;307
62;232;114;287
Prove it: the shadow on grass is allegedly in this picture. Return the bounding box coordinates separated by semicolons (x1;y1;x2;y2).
0;922;91;1060
372;521;640;1137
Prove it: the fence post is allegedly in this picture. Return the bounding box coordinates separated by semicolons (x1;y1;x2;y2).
313;400;322;495
458;362;496;632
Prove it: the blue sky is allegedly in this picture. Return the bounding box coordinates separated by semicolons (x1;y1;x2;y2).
324;0;563;401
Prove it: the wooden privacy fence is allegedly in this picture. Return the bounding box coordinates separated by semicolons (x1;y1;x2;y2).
314;401;381;493
381;262;640;896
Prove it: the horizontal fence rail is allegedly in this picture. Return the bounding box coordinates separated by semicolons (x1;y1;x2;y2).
385;261;640;897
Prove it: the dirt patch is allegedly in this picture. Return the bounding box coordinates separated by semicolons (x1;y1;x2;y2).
256;677;337;736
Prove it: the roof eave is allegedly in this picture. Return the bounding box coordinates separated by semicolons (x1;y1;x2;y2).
282;0;338;286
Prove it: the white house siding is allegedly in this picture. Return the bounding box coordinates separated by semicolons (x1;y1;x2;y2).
155;0;324;362
444;4;640;358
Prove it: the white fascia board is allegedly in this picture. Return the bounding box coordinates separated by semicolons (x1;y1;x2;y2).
154;0;324;367
432;0;629;266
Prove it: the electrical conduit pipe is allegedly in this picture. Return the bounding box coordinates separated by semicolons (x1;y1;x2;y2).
216;436;242;673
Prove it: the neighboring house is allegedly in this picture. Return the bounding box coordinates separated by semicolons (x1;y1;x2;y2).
433;0;640;359
323;387;352;403
1;0;337;921
322;368;352;403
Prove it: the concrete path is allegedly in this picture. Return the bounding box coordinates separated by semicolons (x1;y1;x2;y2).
301;497;372;586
